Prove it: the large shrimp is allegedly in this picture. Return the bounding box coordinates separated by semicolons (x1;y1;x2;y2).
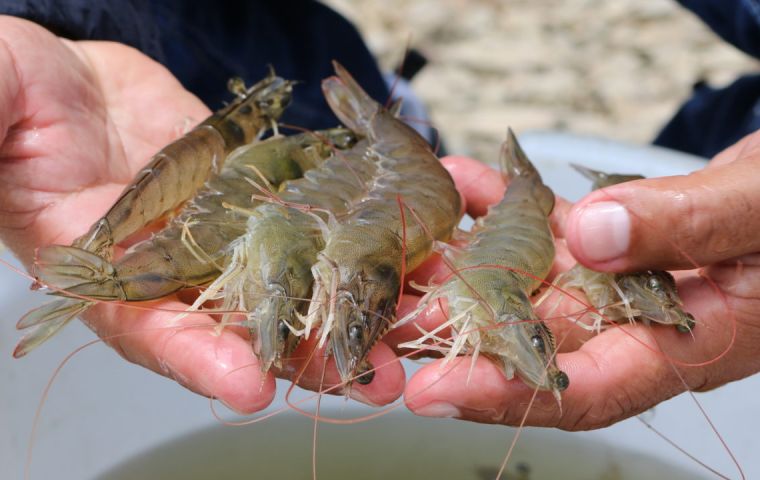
187;136;388;374
399;129;569;402
306;62;461;386
14;129;348;357
552;164;695;333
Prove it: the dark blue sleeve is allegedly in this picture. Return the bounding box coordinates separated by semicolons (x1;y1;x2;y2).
654;74;760;157
655;1;760;156
677;0;760;59
0;0;166;61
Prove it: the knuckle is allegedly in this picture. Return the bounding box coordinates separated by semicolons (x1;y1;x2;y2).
666;178;758;263
665;186;704;260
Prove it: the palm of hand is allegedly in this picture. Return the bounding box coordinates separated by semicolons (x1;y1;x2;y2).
0;18;209;264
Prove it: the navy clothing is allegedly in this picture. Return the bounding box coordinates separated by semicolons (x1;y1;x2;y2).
656;0;760;157
1;0;390;131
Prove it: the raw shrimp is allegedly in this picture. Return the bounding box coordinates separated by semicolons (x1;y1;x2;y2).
553;164;695;333
188;137;387;374
307;62;461;386
14;129;351;357
399;129;569;402
74;72;293;259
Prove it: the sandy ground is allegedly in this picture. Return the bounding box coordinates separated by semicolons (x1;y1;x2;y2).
325;0;759;160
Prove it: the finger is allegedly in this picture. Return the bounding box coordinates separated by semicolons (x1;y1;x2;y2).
404;251;453;293
284;337;405;407
385;294;451;355
83;298;276;414
405;271;760;430
441;155;571;236
565;142;760;271
440;156;505;219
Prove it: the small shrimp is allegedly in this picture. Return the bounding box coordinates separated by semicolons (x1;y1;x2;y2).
307;62;461;386
400;129;569;402
554;164;695;333
14;129;348;357
74;72;293;259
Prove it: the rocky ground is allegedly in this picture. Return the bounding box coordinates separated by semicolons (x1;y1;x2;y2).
325;0;758;160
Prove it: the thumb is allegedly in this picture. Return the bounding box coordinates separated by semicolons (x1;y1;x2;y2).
565;146;760;271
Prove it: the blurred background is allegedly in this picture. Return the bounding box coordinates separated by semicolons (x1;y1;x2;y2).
326;0;757;160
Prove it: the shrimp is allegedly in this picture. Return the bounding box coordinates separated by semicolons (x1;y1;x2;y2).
187;136;387;374
306;62;461;387
73;72;293;259
14;129;351;357
399;129;569;402
553;164;695;333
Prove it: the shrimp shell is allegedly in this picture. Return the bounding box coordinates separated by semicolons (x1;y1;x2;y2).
400;129;569;401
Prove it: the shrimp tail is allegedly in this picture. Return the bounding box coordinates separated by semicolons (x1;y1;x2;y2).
570;163;607;184
321;61;380;134
502;128;555;215
33;245;125;300
571;162;644;190
13;298;92;358
501;128;542;180
14;245;122;356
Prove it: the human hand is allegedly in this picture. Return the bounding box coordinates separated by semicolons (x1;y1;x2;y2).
395;140;760;430
0;17;405;413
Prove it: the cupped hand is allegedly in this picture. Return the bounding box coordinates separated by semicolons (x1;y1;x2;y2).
395;139;760;430
0;17;405;414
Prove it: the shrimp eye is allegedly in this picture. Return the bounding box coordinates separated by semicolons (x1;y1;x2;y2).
677;313;696;333
530;335;545;353
648;277;662;291
553;371;570;391
372;264;397;283
356;364;375;385
348;324;363;345
277;320;290;342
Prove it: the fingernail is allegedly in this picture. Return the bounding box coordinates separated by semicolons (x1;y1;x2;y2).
413;402;461;418
576;201;630;262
